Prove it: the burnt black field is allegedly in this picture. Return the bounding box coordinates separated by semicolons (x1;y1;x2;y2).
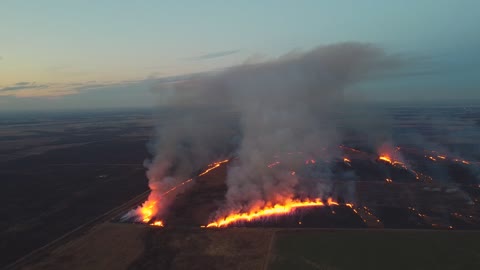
1;105;480;267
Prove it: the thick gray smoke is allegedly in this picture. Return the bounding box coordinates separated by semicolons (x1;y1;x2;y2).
147;42;401;218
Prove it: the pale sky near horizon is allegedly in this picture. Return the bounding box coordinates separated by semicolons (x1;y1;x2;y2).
1;0;480;111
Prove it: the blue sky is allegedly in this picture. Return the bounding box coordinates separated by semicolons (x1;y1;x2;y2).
1;0;479;111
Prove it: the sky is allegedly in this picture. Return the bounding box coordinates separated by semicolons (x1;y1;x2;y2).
1;0;479;111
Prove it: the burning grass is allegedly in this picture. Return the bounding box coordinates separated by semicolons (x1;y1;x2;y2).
124;159;229;227
205;198;345;228
121;144;479;229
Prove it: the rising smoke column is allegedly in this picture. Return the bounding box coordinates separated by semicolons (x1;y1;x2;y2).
146;42;401;221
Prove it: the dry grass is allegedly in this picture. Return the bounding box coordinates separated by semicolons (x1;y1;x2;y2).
21;223;147;270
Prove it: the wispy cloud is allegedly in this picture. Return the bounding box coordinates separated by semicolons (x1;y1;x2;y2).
0;82;49;92
14;82;31;86
0;81;112;97
0;74;194;98
188;49;240;60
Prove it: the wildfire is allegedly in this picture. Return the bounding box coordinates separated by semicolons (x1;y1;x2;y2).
379;155;392;163
327;197;339;206
151;220;164;227
198;159;230;176
453;158;471;165
378;153;409;171
139;200;157;223
339;145;362;153
205;197;341;228
305;159;316;165
423;150;476;165
134;159;229;227
267;161;280;168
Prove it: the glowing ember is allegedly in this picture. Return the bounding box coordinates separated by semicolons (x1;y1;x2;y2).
162;159;229;197
327;197;339;206
151;220;164;227
198;159;230;176
267;161;280;168
452;158;471;165
378;154;406;167
290;171;296;176
385;178;393;183
160;178;193;197
305;159;317;165
339;145;362;153
206;198;341;228
379;155;392;163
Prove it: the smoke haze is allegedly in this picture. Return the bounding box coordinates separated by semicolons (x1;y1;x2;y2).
147;42;404;218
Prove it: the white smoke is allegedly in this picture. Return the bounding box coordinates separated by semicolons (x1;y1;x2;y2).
148;42;402;218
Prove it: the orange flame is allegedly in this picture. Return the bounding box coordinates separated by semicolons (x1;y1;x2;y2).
379;155;392;163
452;158;471;165
206;197;341;228
151;220;164;227
378;153;407;169
327;197;339;206
139;200;157;223
135;159;229;226
198;159;229;176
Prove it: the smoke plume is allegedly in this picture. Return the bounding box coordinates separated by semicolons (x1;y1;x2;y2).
147;42;402;219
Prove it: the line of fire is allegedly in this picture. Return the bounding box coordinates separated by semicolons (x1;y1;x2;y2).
119;144;480;230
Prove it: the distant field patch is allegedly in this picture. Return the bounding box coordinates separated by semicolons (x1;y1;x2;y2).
269;230;480;270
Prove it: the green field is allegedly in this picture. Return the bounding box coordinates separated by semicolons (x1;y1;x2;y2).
269;230;480;270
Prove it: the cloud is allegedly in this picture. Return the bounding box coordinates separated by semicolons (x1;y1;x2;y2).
0;73;193;98
188;49;240;60
0;81;105;97
14;82;31;86
0;74;193;98
0;82;48;92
